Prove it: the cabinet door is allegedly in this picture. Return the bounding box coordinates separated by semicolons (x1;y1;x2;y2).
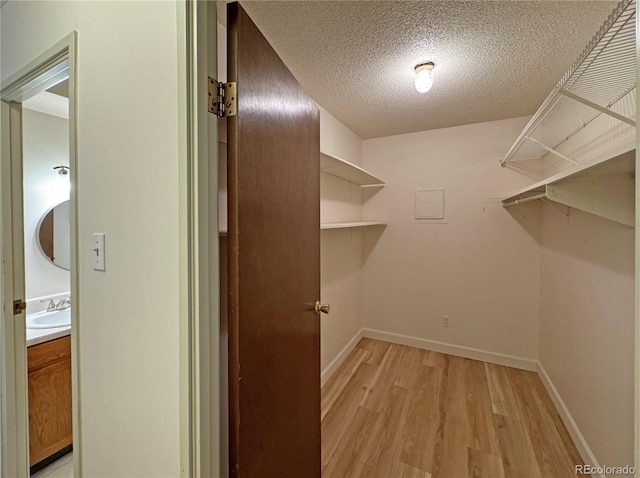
226;3;321;477
28;337;72;466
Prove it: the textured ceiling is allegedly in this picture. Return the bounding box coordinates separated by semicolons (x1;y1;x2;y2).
236;1;617;139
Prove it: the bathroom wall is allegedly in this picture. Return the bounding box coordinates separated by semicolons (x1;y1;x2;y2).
22;108;70;302
2;2;185;475
361;116;542;361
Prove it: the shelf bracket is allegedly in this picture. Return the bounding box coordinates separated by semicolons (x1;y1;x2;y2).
546;179;634;227
524;136;579;165
541;198;570;217
559;89;636;127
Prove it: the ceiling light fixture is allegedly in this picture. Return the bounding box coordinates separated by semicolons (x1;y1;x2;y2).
414;62;435;93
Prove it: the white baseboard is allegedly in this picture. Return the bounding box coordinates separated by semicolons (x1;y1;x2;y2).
537;362;603;476
321;328;364;386
361;328;538;372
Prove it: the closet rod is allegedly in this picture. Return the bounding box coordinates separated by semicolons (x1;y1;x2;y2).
503;192;547;208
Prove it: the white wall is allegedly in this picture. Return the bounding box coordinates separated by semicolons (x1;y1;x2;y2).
319;105;362;166
529;85;636;469
320;170;364;375
539;203;635;470
319;108;365;374
2;2;184;475
22;109;70;301
361;116;541;360
320;226;363;373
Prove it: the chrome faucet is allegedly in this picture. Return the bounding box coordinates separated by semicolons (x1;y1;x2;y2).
55;298;71;310
40;299;57;312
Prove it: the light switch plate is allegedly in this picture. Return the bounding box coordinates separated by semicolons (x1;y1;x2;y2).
92;233;106;271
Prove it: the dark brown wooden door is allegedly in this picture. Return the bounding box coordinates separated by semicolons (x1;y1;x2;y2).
226;3;321;477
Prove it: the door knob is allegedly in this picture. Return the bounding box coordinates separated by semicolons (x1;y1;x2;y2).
315;301;330;314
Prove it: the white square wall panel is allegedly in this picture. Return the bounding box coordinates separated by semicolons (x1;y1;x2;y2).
415;188;444;219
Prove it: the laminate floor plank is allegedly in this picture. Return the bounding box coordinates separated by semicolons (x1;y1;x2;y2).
489;364;543;478
484;362;511;416
358;338;391;365
322;361;378;470
526;372;586;470
394;462;433;478
423;350;446;369
493;413;542;478
464;359;500;456
323;405;381;478
506;368;581;478
322;338;585;478
357;385;412;477
322;347;369;420
359;344;404;411
430;355;468;478
467;448;505;478
393;346;428;390
399;365;442;472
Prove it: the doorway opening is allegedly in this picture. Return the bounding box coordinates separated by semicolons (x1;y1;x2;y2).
1;34;79;478
215;2;637;476
23;76;73;477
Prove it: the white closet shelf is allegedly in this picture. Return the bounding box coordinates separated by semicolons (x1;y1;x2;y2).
502;149;635;227
320;221;386;230
501;0;636;167
221;221;387;234
320;152;384;187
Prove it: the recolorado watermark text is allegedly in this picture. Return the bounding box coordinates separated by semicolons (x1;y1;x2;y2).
575;465;636;476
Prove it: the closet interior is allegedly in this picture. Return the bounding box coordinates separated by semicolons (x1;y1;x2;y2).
218;0;636;475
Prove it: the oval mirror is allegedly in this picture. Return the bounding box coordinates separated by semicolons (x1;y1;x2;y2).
37;200;70;271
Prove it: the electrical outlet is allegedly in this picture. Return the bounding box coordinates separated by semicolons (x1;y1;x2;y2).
442;315;450;328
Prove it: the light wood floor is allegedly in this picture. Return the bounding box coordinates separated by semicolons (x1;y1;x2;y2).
321;339;584;478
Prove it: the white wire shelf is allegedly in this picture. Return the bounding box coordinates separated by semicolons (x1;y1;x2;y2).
220;221;387;234
320;152;384;187
501;0;636;168
502;149;635;226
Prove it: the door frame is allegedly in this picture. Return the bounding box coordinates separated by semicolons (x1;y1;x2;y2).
0;33;79;477
182;1;220;476
636;0;640;470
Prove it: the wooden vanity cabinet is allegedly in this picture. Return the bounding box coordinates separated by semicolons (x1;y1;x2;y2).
28;335;72;467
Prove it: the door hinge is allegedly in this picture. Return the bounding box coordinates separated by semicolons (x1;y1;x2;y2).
208;77;237;118
13;299;27;315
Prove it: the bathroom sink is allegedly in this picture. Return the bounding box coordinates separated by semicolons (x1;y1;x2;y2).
26;309;71;329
